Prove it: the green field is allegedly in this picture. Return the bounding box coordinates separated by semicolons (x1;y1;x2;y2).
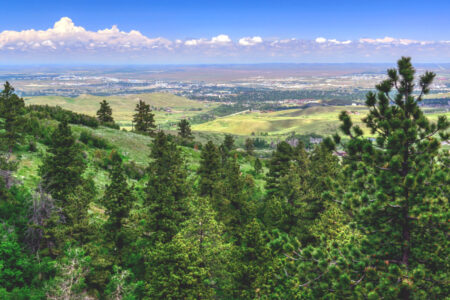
25;93;218;130
193;106;450;136
24;94;449;138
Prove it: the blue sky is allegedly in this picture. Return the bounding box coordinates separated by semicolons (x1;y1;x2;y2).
0;0;449;63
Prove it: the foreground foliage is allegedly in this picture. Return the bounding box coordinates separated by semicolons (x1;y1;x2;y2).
0;58;448;299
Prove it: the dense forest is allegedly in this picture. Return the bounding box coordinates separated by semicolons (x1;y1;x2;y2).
0;58;448;299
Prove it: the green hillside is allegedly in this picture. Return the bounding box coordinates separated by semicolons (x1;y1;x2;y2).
1;58;449;299
25;93;217;129
193;105;450;136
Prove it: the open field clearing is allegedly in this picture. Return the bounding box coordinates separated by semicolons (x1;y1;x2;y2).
193;105;450;136
23;94;448;137
24;93;218;129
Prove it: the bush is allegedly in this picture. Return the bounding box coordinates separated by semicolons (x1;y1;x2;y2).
22;115;55;145
27;105;99;128
123;161;145;180
79;131;110;149
28;140;37;152
101;121;120;130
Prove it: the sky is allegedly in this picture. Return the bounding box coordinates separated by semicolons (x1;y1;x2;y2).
0;0;449;64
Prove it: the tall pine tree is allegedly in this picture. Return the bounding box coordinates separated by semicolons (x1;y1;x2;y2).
97;100;114;124
177;119;193;140
40;119;86;200
197;141;221;198
133;100;156;134
102;151;135;261
265;141;293;198
0;82;25;154
271;57;450;299
144;131;189;244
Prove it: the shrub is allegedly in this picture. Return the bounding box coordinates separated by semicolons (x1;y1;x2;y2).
123;161;145;180
79;131;110;149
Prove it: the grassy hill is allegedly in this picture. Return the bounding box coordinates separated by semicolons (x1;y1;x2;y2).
193;106;367;135
24;93;218;129
193;105;450;136
15;123;266;198
24;94;449;138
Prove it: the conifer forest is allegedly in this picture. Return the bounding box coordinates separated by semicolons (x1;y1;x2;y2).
0;58;449;299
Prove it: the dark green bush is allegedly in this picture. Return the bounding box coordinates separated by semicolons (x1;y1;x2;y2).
79;131;110;149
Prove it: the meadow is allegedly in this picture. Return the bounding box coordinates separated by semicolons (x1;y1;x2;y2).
193;105;450;136
24;93;218;130
24;93;449;139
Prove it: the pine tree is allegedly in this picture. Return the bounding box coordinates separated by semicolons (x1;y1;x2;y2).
217;157;251;233
0;82;25;153
222;135;235;153
331;57;449;298
254;157;263;174
236;218;274;299
220;134;235;165
177;119;193;140
102;151;134;261
271;57;450;298
40;120;86;200
244;138;254;155
146;238;209;299
133;100;156;134
289;143;339;243
197;141;221;198
144;131;189;244
265;141;293;198
147;197;233;299
97;100;114;124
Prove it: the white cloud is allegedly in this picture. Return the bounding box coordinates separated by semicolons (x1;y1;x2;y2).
360;36;395;43
239;36;263;46
316;37;352;45
0;17;171;52
211;34;231;44
185;34;231;46
0;17;448;63
52;17;85;33
315;37;327;43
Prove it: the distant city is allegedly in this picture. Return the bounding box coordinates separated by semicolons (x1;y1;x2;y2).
1;64;449;111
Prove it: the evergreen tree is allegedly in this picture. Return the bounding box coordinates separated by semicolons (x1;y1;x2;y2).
303;144;339;221
133;100;156;134
177;119;193;140
97;100;114;124
220;134;235;165
197;141;221;198
244;138;254;155
265;141;293;198
147;197;234;299
254;157;263;174
146;238;209;299
285;143;339;243
144;131;189;244
102;151;134;261
236;218;274;299
222;134;235;153
0;223;34;291
332;57;449;298
220;157;251;232
0;82;25;153
40;120;86;200
272;57;450;298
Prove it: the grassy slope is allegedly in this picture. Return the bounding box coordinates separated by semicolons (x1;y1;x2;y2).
24;93;218;129
193;106;450;136
193;106;367;135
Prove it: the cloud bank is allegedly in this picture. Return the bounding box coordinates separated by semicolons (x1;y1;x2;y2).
0;17;449;63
